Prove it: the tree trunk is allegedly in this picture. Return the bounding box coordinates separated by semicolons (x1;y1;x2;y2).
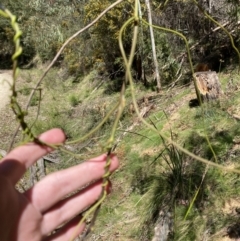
193;71;223;101
145;0;161;92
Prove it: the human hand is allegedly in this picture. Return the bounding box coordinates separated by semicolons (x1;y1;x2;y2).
0;128;119;241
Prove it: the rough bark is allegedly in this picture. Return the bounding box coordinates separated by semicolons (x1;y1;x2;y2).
193;71;223;101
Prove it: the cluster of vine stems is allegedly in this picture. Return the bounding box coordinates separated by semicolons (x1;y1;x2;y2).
0;0;240;240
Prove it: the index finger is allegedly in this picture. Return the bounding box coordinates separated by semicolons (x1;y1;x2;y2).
25;153;119;213
0;128;65;185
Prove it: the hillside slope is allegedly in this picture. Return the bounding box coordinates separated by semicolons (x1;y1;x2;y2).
0;68;240;240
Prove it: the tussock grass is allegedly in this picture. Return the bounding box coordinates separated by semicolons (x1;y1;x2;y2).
1;68;240;240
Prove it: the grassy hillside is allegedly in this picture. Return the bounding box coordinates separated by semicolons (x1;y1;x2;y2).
1;67;240;240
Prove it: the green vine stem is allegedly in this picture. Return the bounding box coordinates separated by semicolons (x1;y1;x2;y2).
0;5;64;153
2;2;240;241
25;0;124;111
141;19;218;163
193;0;240;72
7;0;124;150
118;3;240;175
71;1;140;239
66;102;119;145
0;4;123;241
141;19;202;103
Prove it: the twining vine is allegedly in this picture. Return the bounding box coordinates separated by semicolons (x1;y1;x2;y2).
1;0;240;240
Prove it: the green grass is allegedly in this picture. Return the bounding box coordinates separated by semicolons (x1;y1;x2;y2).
18;86;31;96
1;68;240;240
68;94;79;107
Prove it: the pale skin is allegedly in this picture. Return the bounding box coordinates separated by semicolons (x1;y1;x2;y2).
0;128;119;241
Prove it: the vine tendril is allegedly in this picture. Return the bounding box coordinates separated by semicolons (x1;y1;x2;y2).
1;1;240;241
